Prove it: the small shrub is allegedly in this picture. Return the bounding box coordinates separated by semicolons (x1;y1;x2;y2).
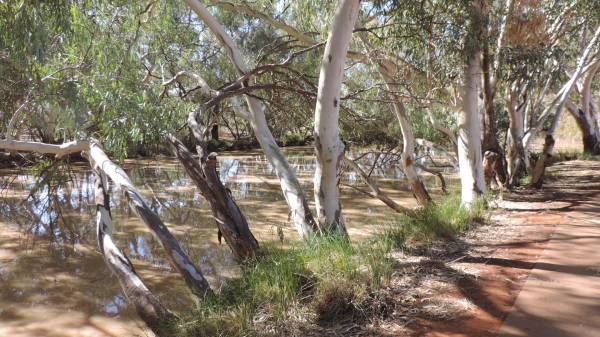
280;132;306;146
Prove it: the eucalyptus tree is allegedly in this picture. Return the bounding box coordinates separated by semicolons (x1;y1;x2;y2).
496;0;597;185
566;58;600;154
182;0;322;239
358;32;432;206
312;0;361;234
456;0;486;205
531;24;600;187
0;0;82;143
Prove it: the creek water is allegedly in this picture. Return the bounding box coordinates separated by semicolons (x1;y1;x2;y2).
0;147;454;336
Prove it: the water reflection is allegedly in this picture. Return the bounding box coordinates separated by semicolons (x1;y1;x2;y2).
0;146;456;336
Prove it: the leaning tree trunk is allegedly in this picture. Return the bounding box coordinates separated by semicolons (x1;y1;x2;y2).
88;141;213;299
531;25;600;188
162;73;260;260
167;116;259;262
343;155;413;214
386;86;432;206
94;170;174;336
185;0;318;240
0;138;199;333
582;61;600;151
313;0;360;234
458;0;486;206
358;31;432;206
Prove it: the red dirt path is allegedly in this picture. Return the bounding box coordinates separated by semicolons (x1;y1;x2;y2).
410;160;600;337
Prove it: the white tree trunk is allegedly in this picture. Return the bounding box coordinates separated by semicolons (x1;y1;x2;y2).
0;139;88;158
459;54;486;205
185;0;318;239
93;170;173;336
358;30;432;206
313;0;360;233
506;81;527;186
391;101;432;205
581;59;600;151
88;141;213;298
458;2;486;206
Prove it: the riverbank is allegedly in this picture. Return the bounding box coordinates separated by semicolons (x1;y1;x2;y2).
165;159;599;337
170;194;486;337
0;149;450;336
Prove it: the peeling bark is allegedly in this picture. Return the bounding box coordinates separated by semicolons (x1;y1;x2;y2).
88;141;213;299
313;0;360;234
94;170;174;336
167;132;259;262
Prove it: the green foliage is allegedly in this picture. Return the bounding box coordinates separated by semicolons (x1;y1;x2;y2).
280;132;306;146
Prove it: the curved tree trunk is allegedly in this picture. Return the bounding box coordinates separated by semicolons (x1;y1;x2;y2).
426;110;458;152
184;0;318;240
313;0;360;234
391;101;432;206
563;59;600;154
88;141;213;299
359;34;431;206
458;1;486;206
94;170;174;336
358;30;432;206
566;99;599;154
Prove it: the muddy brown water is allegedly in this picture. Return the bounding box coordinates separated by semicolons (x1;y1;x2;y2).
0;147;455;336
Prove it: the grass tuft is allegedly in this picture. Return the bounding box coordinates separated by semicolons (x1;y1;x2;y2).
382;193;486;248
551;150;599;163
170;193;486;336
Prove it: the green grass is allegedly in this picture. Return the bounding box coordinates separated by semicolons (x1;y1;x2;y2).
169;194;486;337
551;150;599;163
381;193;486;247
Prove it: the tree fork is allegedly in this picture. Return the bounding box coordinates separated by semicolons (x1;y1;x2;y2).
167;133;259;262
